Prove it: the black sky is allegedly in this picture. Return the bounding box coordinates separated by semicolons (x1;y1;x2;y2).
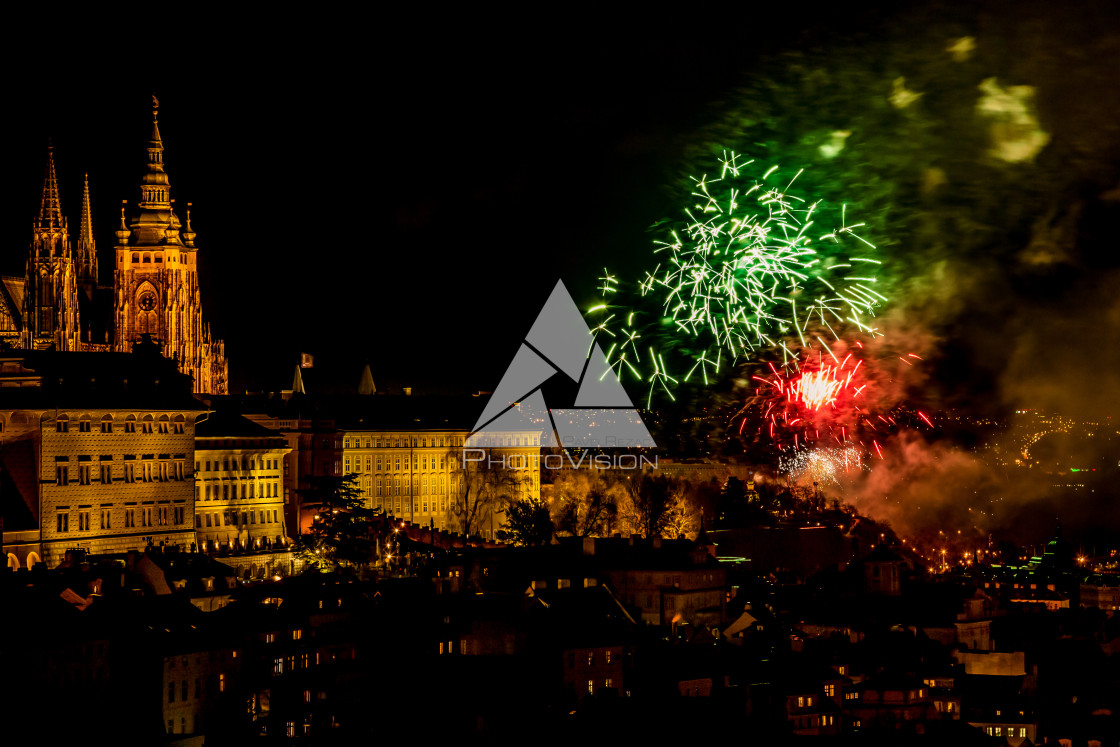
2;9;899;396
5;2;1115;416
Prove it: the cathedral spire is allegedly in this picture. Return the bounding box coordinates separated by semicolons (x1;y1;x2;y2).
78;173;94;244
139;95;171;210
38;144;64;230
76;173;98;292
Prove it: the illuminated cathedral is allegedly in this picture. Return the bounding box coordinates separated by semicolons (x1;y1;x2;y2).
0;98;228;394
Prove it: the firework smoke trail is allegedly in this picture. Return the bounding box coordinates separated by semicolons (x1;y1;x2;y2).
589;151;886;404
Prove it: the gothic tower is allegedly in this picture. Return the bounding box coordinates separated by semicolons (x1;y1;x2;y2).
22;146;80;351
113;97;228;394
75;173;98;301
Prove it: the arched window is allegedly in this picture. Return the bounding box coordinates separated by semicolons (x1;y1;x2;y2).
101;414;114;433
6;553;19;570
143;253;152;263
26;552;40;569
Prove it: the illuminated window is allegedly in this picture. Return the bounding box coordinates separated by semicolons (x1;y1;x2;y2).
587;680;594;695
797;696;804;707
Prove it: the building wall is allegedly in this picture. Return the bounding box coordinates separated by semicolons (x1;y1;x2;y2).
33;409;197;566
341;429;540;537
194;439;291;552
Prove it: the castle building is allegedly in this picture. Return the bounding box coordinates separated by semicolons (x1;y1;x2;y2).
0;97;227;395
0;345;205;568
193;411;292;553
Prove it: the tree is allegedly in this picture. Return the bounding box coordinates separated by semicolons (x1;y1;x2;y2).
499;496;554;546
549;468;620;537
446;447;523;539
294;474;374;571
617;472;683;539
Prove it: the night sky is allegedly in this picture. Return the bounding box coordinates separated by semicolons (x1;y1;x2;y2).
2;9;882;396
4;2;1119;420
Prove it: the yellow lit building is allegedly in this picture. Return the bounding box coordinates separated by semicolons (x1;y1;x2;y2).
1;346;204;568
341;427;540;537
193;412;292;553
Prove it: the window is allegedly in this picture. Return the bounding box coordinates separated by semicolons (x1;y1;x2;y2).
125;509;135;527
168;681;175;703
80;465;91;485
79;419;91;433
56;512;69;532
142;507;153;527
101;462;113;483
125;418;136;433
56;417;69;433
174;506;185;524
124;463;135;483
218;673;225;692
78;511;90;531
101;509;111;529
588;680;594;695
57;465;69;484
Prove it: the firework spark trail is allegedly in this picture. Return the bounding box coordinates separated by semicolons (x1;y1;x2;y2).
589;151;885;402
780;445;868;487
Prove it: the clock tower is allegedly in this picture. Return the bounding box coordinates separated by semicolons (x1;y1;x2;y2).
113;98;227;394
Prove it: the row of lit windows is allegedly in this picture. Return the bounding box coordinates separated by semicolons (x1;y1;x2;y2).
196;457;280;472
197;509;280;528
55;457;187;485
984;727;1028;738
370;475;453;496
381;497;447;515
197;481;280;500
344;435;463;449
56;504;185;532
345;455;449;472
54;414;187;434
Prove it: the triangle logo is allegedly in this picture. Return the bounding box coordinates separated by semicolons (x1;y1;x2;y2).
466;280;656;448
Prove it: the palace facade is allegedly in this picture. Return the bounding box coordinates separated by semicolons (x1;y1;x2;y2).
0;98;227;395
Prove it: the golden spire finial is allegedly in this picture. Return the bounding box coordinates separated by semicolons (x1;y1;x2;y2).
152;95;159;122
